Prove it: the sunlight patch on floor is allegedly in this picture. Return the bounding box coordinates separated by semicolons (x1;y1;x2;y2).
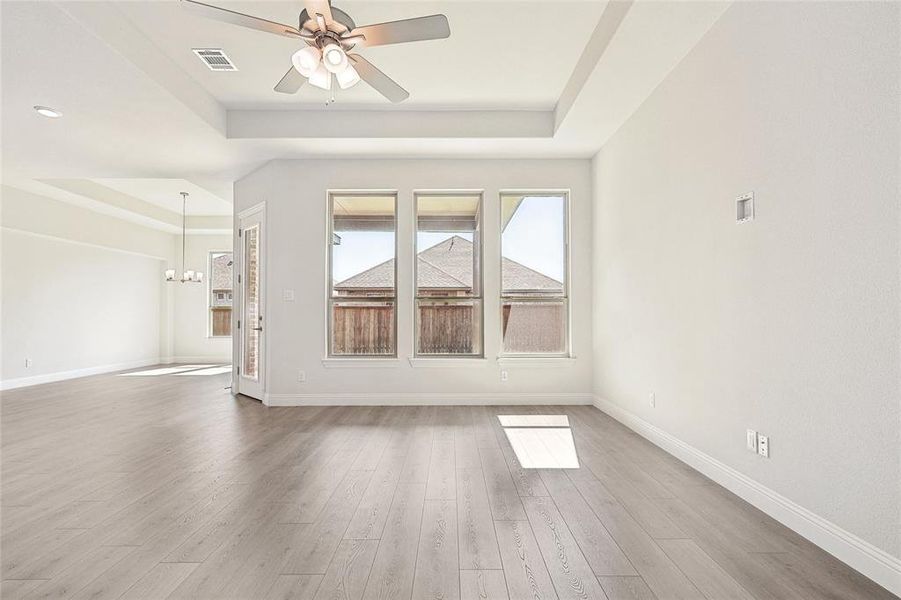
498;414;580;469
497;414;570;427
503;428;580;468
119;365;216;376
176;366;232;376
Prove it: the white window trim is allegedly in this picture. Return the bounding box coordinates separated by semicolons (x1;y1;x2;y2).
408;357;489;368
321;357;401;368
496;356;577;367
326;190;399;359
498;189;572;358
413;190;485;359
207;249;234;339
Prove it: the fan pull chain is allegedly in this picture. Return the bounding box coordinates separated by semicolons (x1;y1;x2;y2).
326;77;337;106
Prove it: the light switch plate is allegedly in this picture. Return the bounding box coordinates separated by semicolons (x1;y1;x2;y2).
283;289;295;302
757;434;769;458
746;429;758;452
649;392;656;408
736;192;754;223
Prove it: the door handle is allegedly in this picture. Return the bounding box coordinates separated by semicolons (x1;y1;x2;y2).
252;326;263;331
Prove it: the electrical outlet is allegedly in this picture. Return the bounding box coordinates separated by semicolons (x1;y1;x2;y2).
500;370;508;382
757;434;769;458
298;370;306;383
746;429;758;452
24;358;32;368
283;289;295;302
649;392;656;408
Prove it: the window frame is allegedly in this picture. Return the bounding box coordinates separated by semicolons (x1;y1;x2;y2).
207;250;234;338
498;190;571;358
326;190;399;358
413;190;485;358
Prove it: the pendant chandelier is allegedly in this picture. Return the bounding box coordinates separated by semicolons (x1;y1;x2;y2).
165;192;204;284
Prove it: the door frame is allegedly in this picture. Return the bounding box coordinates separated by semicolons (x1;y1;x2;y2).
234;202;267;403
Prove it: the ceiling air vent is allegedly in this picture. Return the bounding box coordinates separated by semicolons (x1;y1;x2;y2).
192;48;237;71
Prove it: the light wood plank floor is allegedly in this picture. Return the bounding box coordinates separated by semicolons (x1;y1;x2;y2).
1;368;895;600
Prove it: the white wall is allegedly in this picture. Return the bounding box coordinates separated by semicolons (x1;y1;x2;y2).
234;159;593;403
1;186;174;259
1;186;233;387
593;0;899;567
1;187;173;386
169;233;233;363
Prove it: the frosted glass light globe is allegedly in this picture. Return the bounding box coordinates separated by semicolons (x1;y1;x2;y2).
336;64;360;89
322;44;348;73
291;46;321;77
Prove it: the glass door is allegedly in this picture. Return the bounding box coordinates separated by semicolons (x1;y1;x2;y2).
237;207;265;400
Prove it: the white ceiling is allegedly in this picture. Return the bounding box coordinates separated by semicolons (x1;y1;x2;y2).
0;0;732;228
118;1;607;109
92;179;233;216
1;1;255;179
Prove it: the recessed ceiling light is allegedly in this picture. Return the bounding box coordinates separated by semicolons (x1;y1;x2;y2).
34;105;62;118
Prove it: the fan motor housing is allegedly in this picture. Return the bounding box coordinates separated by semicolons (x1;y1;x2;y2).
299;6;356;34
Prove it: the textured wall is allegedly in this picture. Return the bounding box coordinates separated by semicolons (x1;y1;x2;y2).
593;1;900;557
234;159;593;401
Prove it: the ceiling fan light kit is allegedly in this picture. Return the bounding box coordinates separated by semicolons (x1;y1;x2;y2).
336;64;360;90
291;46;321;77
308;63;332;90
322;43;348;73
181;0;450;103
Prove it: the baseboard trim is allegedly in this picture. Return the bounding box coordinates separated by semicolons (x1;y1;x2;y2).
266;392;593;407
0;358;160;391
592;395;901;598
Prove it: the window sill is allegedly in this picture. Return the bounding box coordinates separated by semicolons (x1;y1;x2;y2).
321;358;401;368
408;357;489;368
496;356;577;367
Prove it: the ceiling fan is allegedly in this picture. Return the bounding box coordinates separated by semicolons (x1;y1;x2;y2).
181;0;451;103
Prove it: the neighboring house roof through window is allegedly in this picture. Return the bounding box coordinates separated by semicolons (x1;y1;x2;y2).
333;236;561;292
211;253;233;291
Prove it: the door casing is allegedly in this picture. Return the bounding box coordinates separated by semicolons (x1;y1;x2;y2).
234;202;266;402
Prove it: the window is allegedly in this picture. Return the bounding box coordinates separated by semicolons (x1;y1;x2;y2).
241;224;261;379
415;193;483;356
500;192;568;355
208;251;233;337
328;193;397;356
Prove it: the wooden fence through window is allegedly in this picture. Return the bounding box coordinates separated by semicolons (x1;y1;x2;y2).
211;307;232;337
417;303;476;354
332;302;564;355
333;304;395;355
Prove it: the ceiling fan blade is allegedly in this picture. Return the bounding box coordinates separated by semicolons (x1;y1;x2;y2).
181;0;301;39
303;0;334;29
349;15;450;47
339;33;367;45
274;67;306;94
349;54;409;103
